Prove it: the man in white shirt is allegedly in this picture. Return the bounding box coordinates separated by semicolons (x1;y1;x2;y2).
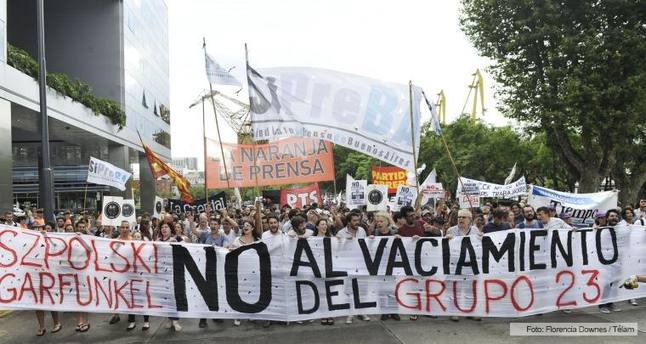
337;211;369;324
536;207;572;230
261;215;286;250
336;212;367;239
446;209;479;238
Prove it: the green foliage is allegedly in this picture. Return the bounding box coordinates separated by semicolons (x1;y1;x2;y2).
460;0;646;197
418;116;568;195
333;145;378;187
7;44;127;129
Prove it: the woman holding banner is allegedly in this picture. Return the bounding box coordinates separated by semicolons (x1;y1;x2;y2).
371;212;402;322
158;223;183;331
35;223;62;336
229;217;262;327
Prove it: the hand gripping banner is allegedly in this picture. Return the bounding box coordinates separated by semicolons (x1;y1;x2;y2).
0;224;644;320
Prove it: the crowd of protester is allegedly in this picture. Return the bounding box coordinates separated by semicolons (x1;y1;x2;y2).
2;197;645;336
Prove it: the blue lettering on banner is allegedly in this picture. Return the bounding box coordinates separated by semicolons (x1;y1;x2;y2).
361;86;397;136
532;186;593;205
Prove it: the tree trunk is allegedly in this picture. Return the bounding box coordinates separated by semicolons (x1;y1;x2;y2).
578;169;602;193
615;172;646;207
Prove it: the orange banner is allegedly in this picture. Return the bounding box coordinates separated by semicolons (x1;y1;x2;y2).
371;166;407;193
206;138;335;188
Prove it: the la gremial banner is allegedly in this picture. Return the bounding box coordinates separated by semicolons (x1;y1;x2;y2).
205;137;335;188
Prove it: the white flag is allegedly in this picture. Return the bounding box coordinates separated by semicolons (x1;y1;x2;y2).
421;90;442;135
234;188;243;208
504;162;517;185
87;157;132;191
247;65;422;170
422;168;437;186
205;53;241;87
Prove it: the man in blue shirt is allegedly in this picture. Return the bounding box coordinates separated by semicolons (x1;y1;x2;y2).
483;208;512;233
517;205;543;229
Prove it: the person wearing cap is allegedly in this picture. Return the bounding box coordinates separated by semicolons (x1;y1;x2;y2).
593;212;607;228
559;212;573;226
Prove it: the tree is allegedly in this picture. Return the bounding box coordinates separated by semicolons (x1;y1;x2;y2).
332;145;378;188
460;0;646;201
418;116;567;195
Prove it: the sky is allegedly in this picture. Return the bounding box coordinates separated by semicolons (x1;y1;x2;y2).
167;0;511;169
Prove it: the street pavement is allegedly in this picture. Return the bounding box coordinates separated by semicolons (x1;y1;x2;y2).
1;302;645;344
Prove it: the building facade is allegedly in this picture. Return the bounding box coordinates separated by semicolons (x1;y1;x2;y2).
0;0;170;214
172;157;198;171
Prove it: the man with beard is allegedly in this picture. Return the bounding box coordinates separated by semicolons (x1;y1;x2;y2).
260;214;286;328
598;209;623;313
398;206;441;237
511;203;524;225
517;206;543;229
262;214;286;249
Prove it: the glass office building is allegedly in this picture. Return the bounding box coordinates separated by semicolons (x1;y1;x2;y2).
0;0;170;213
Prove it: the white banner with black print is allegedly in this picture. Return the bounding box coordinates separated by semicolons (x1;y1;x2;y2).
0;224;644;320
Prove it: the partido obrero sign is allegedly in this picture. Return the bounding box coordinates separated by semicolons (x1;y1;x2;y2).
0;224;644;320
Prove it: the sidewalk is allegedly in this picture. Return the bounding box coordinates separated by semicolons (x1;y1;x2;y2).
0;302;645;344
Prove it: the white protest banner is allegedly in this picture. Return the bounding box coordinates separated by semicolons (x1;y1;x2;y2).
101;196;123;226
528;185;618;227
87;157;132;191
346;175;367;209
1;224;645;320
457;176;527;198
152;196;164;220
247;66;422;170
393;185;417;211
121;199;136;227
366;184;388;212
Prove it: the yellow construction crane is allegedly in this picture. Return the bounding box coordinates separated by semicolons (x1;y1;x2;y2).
435;90;446;124
461;69;486;120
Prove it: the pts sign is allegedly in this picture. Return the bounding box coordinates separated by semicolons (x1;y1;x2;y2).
280;184;321;208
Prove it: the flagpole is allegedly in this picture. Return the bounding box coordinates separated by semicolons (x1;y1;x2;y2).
203;38;231;190
201;98;209;199
408;81;422;211
245;42;261;199
82;182;88;212
439;132;474;210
